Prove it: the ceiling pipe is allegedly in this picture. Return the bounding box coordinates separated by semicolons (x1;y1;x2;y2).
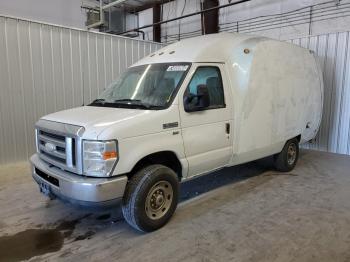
119;0;252;35
102;0;128;10
81;4;100;12
87;0;105;29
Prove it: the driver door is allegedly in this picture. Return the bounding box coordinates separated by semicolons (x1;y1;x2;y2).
179;63;233;178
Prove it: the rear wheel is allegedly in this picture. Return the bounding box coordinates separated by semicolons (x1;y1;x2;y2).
274;138;299;172
122;164;179;232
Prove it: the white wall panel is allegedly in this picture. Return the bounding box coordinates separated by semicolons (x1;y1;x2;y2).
161;0;202;44
289;32;350;155
139;8;153;41
219;0;350;40
155;0;350;42
0;15;163;165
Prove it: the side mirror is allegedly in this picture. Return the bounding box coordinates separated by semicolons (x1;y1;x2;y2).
184;84;210;112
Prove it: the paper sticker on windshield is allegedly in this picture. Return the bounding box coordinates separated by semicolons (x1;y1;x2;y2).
167;65;188;72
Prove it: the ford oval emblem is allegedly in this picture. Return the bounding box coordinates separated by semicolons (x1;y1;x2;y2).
45;142;56;152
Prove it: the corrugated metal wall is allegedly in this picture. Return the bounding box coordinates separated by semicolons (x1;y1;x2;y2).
0;16;163;165
288;32;350;155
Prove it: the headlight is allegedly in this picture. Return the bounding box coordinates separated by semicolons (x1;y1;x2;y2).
83;140;118;177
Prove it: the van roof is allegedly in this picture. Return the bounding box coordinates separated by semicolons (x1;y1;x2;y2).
133;32;266;66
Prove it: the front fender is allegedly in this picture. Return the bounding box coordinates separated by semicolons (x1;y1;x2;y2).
112;130;189;178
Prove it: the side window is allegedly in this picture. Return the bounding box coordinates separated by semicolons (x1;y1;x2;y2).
184;66;225;111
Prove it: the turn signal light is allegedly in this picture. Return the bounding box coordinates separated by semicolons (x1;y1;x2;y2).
103;151;117;160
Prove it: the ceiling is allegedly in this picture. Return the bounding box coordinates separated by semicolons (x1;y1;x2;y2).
98;0;176;13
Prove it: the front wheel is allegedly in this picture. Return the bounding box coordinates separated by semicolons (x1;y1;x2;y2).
274;138;299;172
122;164;179;232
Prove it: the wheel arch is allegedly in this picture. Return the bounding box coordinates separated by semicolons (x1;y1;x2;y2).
127;151;184;180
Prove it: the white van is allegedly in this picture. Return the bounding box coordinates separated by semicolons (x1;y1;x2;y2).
30;33;323;232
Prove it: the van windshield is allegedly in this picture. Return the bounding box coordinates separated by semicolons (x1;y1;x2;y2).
89;63;191;110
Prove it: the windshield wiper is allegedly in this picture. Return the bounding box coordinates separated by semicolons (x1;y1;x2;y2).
113;99;163;109
90;98;106;104
113;99;142;103
89;98;162;109
113;99;150;108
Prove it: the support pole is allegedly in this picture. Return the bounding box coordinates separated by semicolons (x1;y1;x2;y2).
153;4;161;42
201;0;219;35
308;6;313;36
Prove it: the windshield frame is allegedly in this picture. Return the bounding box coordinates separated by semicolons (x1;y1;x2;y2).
88;62;192;110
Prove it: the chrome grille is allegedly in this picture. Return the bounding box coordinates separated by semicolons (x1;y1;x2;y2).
38;130;67;163
35;120;84;174
38;130;72;165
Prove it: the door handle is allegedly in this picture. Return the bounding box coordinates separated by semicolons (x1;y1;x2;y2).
225;123;230;134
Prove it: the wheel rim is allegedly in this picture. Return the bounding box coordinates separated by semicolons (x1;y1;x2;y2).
145;181;173;220
287;143;297;166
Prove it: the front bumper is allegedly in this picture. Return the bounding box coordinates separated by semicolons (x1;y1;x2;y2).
30;154;127;207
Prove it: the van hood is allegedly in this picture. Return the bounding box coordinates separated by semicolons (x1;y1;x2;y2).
41;105;179;140
43;106;146;128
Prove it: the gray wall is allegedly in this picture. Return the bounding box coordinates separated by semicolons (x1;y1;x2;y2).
0;0;87;29
0;15;163;165
290;32;350;155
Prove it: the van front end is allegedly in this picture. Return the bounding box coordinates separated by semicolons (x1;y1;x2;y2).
30;119;127;207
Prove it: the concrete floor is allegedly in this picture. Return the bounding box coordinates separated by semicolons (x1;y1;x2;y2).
0;149;350;262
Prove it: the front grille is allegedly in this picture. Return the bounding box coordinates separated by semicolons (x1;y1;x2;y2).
40;130;65;141
37;129;78;173
38;130;67;164
35;120;84;174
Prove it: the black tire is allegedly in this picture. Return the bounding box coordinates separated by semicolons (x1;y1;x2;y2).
122;164;179;232
274;138;299;172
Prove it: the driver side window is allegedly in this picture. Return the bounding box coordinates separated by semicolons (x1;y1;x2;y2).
184;66;225;111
